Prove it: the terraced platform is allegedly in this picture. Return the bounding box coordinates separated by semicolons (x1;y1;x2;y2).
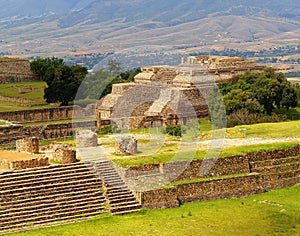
0;161;141;235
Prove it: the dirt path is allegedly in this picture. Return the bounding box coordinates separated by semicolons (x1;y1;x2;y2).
196;137;300;148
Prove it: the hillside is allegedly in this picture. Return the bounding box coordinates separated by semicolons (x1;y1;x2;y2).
0;0;299;56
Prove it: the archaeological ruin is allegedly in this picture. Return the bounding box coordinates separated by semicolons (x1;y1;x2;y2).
96;56;265;130
0;57;38;83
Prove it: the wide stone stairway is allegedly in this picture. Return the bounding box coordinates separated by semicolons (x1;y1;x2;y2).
0;161;141;235
92;160;141;215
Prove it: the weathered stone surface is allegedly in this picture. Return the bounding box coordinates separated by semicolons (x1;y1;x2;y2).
16;137;39;154
53;146;77;164
96;56;265;129
76;129;98;148
0;58;38;84
0;121;96;146
0;105;95;123
132;146;300;209
0;150;48;170
115;135;138;155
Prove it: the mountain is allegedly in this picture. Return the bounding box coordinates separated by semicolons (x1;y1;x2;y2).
0;0;299;56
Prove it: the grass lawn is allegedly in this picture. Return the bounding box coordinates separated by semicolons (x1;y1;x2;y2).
0;82;58;112
7;183;300;236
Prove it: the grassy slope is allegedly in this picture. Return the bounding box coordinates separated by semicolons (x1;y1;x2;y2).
8;184;300;236
112;120;300;168
0;82;58;112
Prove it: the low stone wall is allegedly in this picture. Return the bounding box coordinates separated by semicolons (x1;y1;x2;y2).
0;155;48;170
123;155;250;181
9;157;49;170
124;146;300;181
132;146;300;209
0;105;95;123
0;121;96;146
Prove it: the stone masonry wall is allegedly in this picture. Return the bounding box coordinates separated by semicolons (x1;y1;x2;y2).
0;105;95;123
16;137;39;154
124;146;300;181
134;146;300;209
0;59;38;83
0;121;96;146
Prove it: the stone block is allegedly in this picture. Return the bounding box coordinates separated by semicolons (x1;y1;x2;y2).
115;135;138;155
76;129;98;148
16;137;39;154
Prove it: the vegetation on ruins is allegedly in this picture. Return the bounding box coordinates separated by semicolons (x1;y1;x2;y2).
8;184;300;236
214;68;299;127
30;57;88;106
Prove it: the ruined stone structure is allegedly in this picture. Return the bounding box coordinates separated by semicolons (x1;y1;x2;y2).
115;135;138;155
96;56;265;130
0;105;95;123
52;143;77;164
0;57;38;83
0;121;96;146
0;150;48;170
76;129;98;148
16;137;39;154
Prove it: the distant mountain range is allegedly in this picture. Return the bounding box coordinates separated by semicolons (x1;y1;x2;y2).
0;0;299;56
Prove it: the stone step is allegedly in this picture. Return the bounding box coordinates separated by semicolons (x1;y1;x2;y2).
109;196;137;205
0;166;94;183
110;205;142;215
110;200;140;208
0;189;103;209
0;204;105;229
108;192;135;200
0;212;100;235
103;176;125;183
252;162;300;174
0;180;102;200
0;172;99;191
250;156;300;169
106;186;130;193
106;189;132;197
0;197;105;219
104;181;126;187
0;163;93;179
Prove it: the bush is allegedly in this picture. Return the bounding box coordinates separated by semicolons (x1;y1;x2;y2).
165;125;184;137
227;110;287;127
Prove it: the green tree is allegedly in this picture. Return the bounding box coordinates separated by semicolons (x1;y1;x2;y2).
219;68;298;115
31;57;87;106
223;89;263;114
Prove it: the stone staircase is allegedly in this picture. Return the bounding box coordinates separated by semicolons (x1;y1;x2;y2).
249;155;300;188
92;160;142;215
0;162;106;235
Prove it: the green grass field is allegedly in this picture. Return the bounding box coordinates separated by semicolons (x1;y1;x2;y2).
105;120;300;168
7;184;300;236
0;82;58;112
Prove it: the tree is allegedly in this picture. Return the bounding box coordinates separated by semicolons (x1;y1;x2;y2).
30;57;64;81
30;57;87;106
223;89;263;114
218;68;298;115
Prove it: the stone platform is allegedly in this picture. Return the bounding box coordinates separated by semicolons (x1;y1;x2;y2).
0;150;48;171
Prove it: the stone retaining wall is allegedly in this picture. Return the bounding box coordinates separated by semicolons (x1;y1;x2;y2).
132;146;300;209
0;59;38;83
0;121;96;146
0;105;95;123
0;156;49;170
124;146;300;181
